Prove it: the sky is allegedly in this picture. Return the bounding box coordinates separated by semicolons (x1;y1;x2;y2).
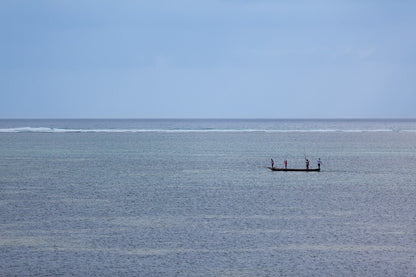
1;0;415;118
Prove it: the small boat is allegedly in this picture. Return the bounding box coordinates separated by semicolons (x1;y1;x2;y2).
267;167;320;172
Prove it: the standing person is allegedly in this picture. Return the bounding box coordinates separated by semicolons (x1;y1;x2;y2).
317;158;321;169
271;158;274;168
284;159;288;169
305;159;309;170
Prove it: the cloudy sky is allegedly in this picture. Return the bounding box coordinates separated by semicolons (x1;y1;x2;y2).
1;0;415;118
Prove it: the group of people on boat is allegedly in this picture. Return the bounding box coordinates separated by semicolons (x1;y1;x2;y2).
271;157;321;170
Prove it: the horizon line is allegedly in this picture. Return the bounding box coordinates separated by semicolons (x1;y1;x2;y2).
1;117;416;121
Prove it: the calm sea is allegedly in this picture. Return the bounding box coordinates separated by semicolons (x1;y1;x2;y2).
1;119;416;276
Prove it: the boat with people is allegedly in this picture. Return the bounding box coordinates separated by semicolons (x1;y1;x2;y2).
267;167;320;172
268;157;322;172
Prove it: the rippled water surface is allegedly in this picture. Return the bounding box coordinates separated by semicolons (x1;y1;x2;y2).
1;119;416;276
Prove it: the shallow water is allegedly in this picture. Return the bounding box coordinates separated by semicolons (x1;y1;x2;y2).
1;119;416;276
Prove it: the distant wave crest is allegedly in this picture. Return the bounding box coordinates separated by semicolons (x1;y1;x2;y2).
0;127;413;133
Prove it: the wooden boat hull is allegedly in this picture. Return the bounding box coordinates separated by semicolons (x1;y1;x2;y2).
267;167;320;172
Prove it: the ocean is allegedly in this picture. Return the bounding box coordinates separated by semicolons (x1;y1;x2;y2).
1;119;416;276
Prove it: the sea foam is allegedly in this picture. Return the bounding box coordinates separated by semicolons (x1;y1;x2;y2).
0;127;403;133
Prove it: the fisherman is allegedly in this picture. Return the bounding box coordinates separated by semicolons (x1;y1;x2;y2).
305;159;309;170
284;159;288;169
271;158;274;168
317;158;321;169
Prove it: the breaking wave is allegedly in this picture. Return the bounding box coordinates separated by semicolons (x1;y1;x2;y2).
0;127;411;133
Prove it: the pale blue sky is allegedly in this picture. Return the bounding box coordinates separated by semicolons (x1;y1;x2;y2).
1;0;415;118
